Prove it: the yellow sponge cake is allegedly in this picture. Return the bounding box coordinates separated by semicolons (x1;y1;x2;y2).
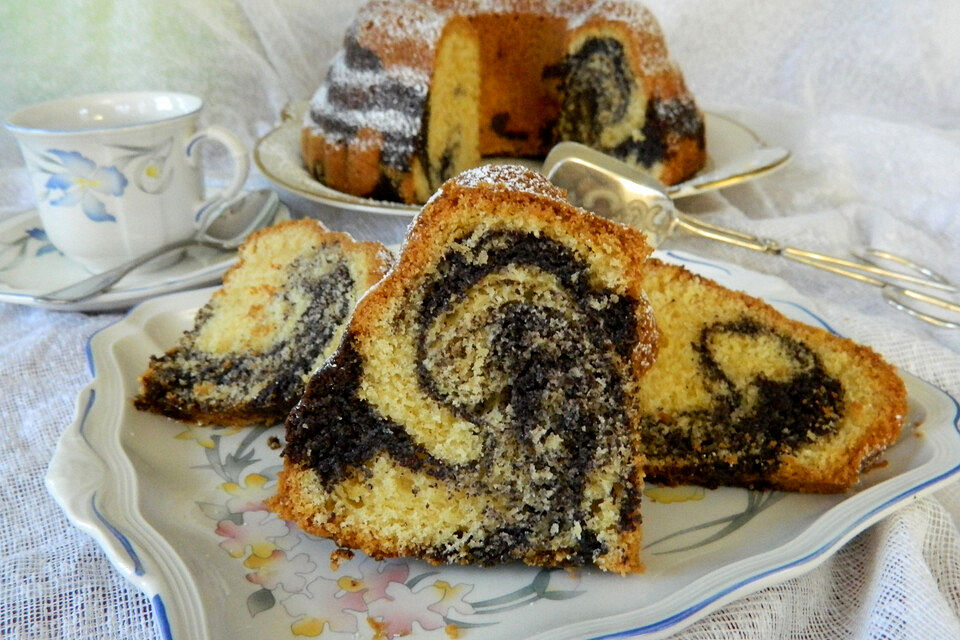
135;219;391;426
270;165;659;574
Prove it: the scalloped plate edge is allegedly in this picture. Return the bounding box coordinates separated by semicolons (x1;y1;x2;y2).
46;290;215;639
47;253;960;640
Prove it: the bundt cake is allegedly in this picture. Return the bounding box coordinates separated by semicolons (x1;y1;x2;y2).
637;258;906;493
135;219;392;426
269;165;659;574
302;0;705;203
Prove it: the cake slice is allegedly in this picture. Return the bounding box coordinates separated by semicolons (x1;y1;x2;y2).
637;259;906;492
134;219;391;426
269;165;659;574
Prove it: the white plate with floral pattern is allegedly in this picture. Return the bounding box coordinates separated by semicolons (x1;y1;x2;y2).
0;199;288;312
47;250;960;640
254;103;790;216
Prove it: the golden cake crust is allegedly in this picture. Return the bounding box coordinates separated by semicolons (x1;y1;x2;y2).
638;259;906;493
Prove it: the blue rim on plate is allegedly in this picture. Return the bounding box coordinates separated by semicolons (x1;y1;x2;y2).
48;250;960;640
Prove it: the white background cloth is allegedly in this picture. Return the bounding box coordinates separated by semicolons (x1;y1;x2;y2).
2;0;960;638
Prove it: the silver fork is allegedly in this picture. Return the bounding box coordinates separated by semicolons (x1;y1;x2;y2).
543;142;960;329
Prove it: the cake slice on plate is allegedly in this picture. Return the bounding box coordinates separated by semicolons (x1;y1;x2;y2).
135;219;391;426
270;165;658;574
637;259;906;493
270;165;906;574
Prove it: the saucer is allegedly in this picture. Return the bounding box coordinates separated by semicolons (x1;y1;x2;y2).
255;103;790;216
0;200;289;312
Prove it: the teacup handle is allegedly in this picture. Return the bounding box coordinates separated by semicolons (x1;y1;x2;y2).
185;125;250;226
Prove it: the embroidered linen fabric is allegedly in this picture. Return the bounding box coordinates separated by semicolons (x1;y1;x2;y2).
1;0;960;638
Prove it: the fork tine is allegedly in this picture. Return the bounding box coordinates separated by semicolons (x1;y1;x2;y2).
780;247;958;293
852;248;954;288
882;287;960;330
784;254;960;328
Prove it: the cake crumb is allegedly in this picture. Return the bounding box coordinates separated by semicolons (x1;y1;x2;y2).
862;459;889;473
368;617;390;639
267;436;282;450
329;548;355;571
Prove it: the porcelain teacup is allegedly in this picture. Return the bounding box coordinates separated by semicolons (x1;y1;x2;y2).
4;91;250;272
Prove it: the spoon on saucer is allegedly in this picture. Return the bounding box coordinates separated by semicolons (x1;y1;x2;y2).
35;189;280;304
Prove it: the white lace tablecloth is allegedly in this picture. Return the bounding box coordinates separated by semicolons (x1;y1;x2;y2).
2;0;959;638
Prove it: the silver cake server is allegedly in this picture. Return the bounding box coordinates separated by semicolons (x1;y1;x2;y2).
665;145;790;198
543;142;960;329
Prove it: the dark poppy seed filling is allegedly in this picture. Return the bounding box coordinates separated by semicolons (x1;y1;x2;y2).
640;318;845;488
343;33;382;71
555;38;634;146
137;257;355;422
284;338;456;486
284;230;642;565
613;97;705;169
416;231;638;359
556;37;705;169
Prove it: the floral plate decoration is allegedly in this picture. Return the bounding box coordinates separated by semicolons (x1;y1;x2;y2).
48;251;960;640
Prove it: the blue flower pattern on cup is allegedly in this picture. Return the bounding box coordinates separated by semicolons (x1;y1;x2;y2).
0;227;60;277
25;227;58;256
43;150;127;222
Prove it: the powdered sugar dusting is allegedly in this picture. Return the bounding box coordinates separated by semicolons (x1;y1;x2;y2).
325;51;430;90
376;245;395;269
307;0;690;167
567;0;661;37
354;0;445;49
308;85;424;141
453;164;568;202
306;43;430;144
425;0;666;36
